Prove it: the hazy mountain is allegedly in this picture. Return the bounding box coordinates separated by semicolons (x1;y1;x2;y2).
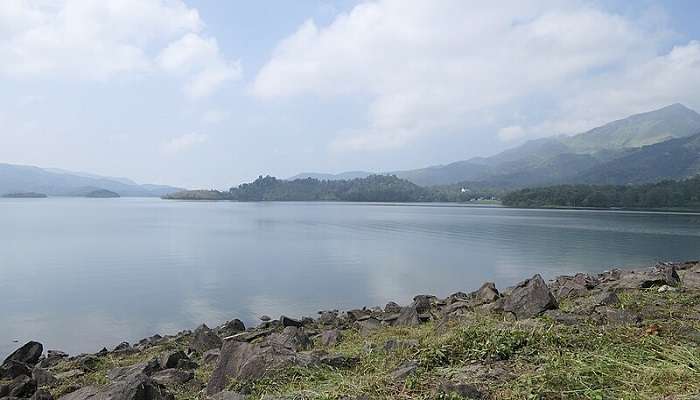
0;163;182;197
292;104;700;187
573;132;700;185
288;171;372;181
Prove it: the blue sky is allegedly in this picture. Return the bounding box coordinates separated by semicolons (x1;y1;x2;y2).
1;0;699;188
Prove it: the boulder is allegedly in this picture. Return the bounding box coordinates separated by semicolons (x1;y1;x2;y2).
37;351;68;369
107;360;160;381
190;324;223;353
267;327;311;351
60;373;174;400
503;274;557;319
32;367;57;387
159;351;189;370
679;264;700;289
471;282;500;305
6;374;37;398
0;360;32;380
176;359;198;370
609;265;680;289
384;302;402;314
202;349;221;365
280;315;303;328
318;311;338;325
31;388;54;400
393;307;421;327
355;318;382;335
438;382;486;399
55;369;85;380
259;315;271;322
3;341;43;366
151;368;195;386
319;329;342;347
389;361;418;381
413;295;434;313
217;319;246;337
209;391;247;400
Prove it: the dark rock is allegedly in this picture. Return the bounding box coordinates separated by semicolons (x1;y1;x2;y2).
598;307;642;325
151;368;194;386
225;329;273;343
113;342;132;352
439;382;486;399
610;265;681;289
159;350;188;370
393;306;421;327
280;315;303;328
319;353;359;368
60;373;174;400
318;311;338;325
107;360;160;381
319;329;342;347
7;374;37;398
267;327;311;351
413;295;434;313
37;351;68;369
54;369;85;380
176;359;198;370
0;360;32;380
471;282;500;305
346;309;370;322
591;290;620;306
32;367;57;387
217;319;246;337
384;302;402;314
190;324;223;353
259;315;271;322
3;341;43;367
503;274;557;319
355;318;382;335
202;349;221;365
389;361;418;381
74;354;100;372
31;388;54;400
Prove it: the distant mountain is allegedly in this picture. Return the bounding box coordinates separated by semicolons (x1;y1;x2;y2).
0;163;182;197
573;132;700;185
292;104;700;187
288;171;372;181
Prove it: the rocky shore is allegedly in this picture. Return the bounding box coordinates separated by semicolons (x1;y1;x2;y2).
2;261;700;400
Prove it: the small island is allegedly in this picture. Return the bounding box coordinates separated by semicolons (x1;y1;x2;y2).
2;192;48;198
84;189;120;198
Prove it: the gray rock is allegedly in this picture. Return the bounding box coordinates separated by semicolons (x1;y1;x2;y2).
202;349;221;365
503;274;557;319
209;391;247;400
32;367;57;386
107;360;160;381
610;265;680;289
267;327;312;351
280;315;303;328
384;302;402;313
6;374;37;398
438;382;486;399
318;311;338;325
159;350;188;370
471;282;500;305
60;373;174;400
0;360;32;380
591;290;619;306
190;324;223;353
31;388;54;400
598;307;642;325
383;338;419;352
355;318;382;335
319;329;342;347
3;341;43;366
259;315;271;322
151;368;194;386
176;358;198;370
37;351;68;369
393;306;421;327
217;319;246;337
389;361;418;381
413;295;434;313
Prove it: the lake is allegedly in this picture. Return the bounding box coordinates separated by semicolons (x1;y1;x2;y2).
1;198;699;358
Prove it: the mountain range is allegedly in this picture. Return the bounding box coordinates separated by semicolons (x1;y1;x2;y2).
0;163;182;197
291;103;700;188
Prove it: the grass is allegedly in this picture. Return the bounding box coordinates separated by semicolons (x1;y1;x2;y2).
42;288;700;399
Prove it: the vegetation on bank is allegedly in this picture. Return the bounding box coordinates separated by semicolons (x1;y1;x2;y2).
165;175;500;203
502;175;700;209
1;192;48;198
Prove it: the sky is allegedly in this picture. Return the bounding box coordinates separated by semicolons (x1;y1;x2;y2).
1;0;700;189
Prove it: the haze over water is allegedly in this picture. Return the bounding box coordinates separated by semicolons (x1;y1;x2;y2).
1;198;699;358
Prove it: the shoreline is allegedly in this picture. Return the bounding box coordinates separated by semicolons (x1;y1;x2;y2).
2;261;699;399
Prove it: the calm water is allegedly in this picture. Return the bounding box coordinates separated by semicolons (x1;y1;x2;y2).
1;198;699;357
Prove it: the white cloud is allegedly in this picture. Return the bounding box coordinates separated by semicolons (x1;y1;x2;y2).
0;0;239;97
254;0;696;150
162;132;208;155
